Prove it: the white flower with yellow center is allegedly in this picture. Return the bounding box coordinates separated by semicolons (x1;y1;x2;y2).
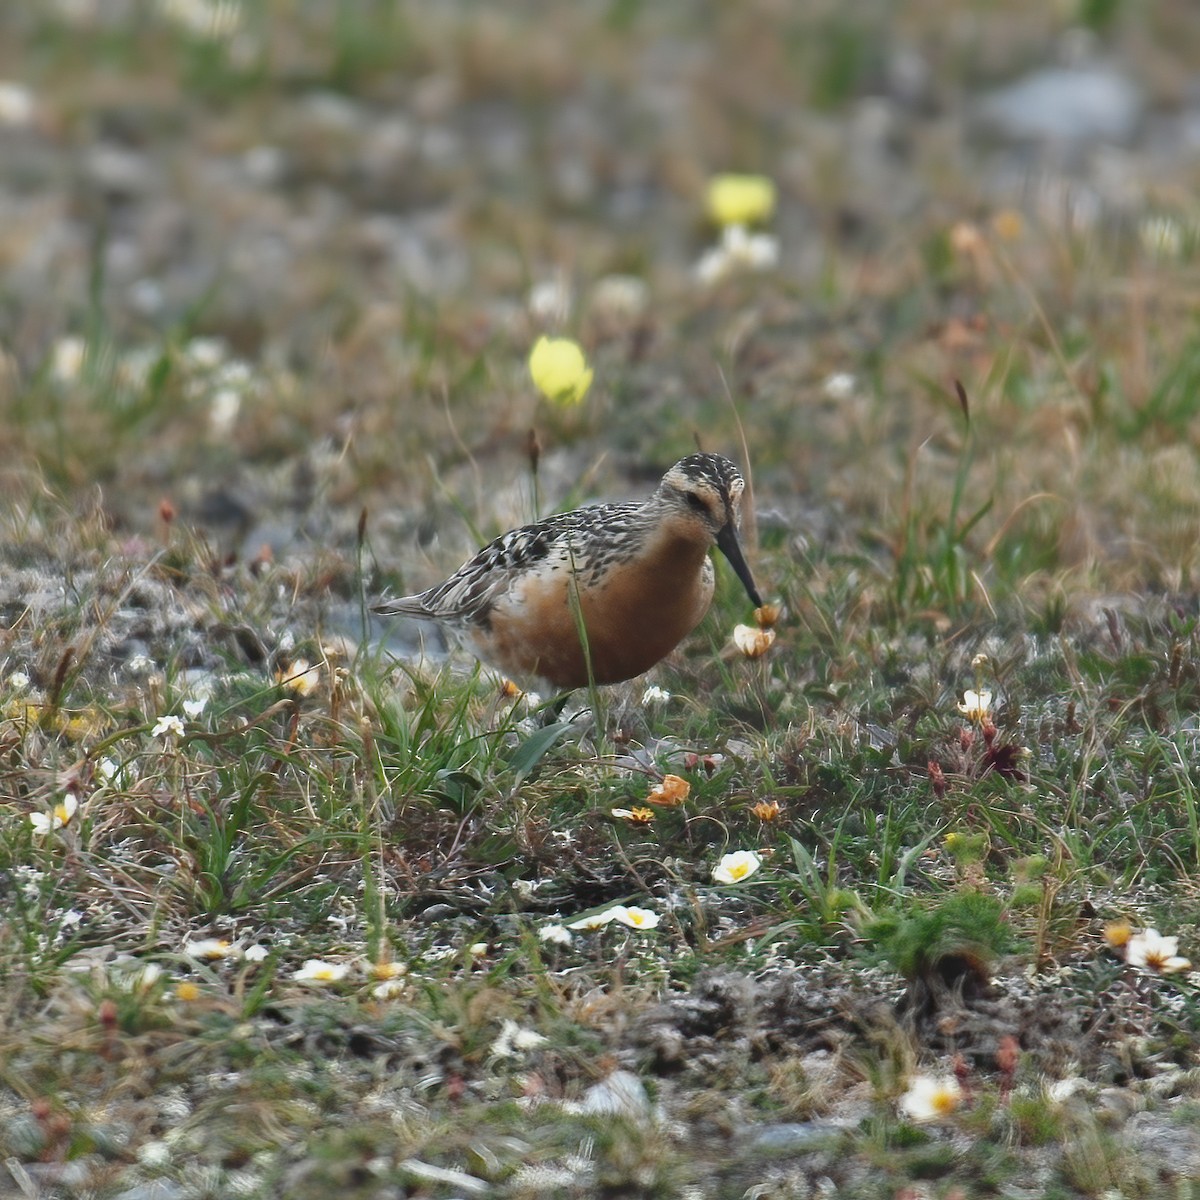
567;909;619;931
29;793;78;836
732;623;776;658
1125;928;1191;974
185;938;237;961
276;659;319;697
293;959;349;984
609;905;660;931
898;1075;963;1122
712;850;763;885
151;714;186;740
957;689;992;723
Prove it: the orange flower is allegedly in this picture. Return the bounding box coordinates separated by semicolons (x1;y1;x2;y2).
750;799;781;822
646;774;690;806
754;603;782;629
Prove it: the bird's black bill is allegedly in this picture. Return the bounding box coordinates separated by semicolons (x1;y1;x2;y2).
716;523;764;609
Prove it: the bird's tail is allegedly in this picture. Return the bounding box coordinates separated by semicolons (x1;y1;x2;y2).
372;595;431;618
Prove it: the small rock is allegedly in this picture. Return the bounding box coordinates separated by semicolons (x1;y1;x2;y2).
115;1182;186;1200
741;1121;836;1153
977;66;1143;145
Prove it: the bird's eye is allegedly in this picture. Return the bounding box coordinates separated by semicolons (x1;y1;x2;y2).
685;492;710;515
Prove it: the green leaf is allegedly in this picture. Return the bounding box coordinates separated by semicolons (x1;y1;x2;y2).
506;721;574;783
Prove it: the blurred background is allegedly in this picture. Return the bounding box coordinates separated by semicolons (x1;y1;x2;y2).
2;0;1200;600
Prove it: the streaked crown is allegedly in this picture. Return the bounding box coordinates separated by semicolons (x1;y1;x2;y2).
658;452;747;533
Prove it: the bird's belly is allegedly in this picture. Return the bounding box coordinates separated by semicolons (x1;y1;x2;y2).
478;549;715;688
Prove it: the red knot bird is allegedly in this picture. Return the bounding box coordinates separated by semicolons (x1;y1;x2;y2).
374;452;763;689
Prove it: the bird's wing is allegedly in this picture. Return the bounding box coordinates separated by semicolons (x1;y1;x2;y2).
375;502;639;623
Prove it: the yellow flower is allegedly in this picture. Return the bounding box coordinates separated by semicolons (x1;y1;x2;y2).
957;689;992;723
646;774;690;806
750;799;781;822
528;336;593;407
706;173;776;227
1103;920;1132;950
732;624;776;658
991;209;1024;241
372;961;407;980
898;1075;963;1122
712;850;762;884
276;659;319;697
174;981;201;1002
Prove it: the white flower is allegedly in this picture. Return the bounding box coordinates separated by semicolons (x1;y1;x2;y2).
50;336;87;383
152;714;186;739
527;275;573;324
732;623;776;658
694;224;780;286
512;1026;547;1051
538;923;572;946
8;671;30;692
898;1075;963;1122
30;793;78;836
1125;928;1192;975
712;850;763;885
589;274;649;321
182;698;207;718
182;337;229;370
957;689;992;722
609;905;660;930
184;938;236;961
135;963;165;990
491;1018;549;1058
158;0;242;39
567;909;620;931
373;978;407;999
293;959;349;984
243;944;269;963
640;685;671;705
1139;215;1184;260
512;878;545;900
209;389;241;438
0;82;36;128
821;372;857;400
